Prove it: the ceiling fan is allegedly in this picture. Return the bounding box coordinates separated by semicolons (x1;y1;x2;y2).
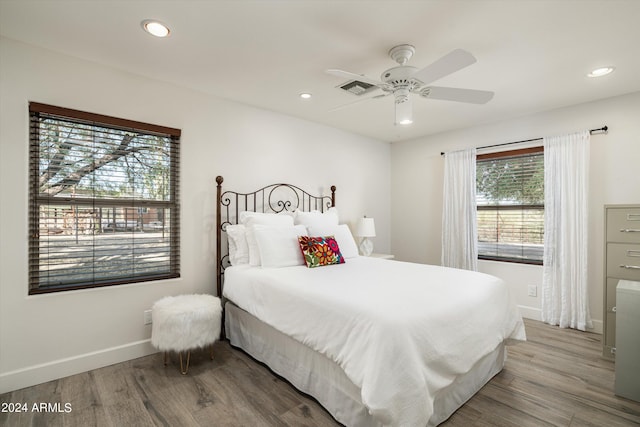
326;44;494;125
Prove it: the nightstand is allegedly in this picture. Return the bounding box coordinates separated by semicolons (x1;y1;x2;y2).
369;253;395;260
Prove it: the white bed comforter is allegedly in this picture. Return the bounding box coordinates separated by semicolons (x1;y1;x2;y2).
223;257;526;426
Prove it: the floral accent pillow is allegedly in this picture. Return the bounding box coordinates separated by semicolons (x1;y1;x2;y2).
298;236;345;268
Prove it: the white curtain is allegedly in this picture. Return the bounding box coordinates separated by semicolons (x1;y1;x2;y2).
442;148;478;271
542;131;592;331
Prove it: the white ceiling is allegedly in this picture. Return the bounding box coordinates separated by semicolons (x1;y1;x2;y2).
1;0;639;142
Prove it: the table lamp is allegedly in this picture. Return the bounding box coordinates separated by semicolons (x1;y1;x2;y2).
356;216;376;256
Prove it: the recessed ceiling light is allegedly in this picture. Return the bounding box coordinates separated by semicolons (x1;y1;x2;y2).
587;66;615;78
299;93;312;99
141;20;170;38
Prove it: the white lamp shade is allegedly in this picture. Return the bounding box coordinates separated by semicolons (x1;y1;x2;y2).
356;217;376;238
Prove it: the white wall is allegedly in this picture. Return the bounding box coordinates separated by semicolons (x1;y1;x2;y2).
0;37;391;393
391;91;640;332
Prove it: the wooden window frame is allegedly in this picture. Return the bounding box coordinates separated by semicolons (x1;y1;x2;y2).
28;102;181;294
476;146;544;265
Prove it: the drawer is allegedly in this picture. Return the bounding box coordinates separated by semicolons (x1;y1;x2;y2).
607;243;640;281
607;208;640;243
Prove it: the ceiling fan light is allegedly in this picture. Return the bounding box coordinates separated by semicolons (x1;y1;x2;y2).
395;96;413;126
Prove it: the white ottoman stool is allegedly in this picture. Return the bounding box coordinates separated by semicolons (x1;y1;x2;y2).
151;294;222;374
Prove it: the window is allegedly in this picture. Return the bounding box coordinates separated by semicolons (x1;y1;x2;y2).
476;147;544;264
29;102;180;294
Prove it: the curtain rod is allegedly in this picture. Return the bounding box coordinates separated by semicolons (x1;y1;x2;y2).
440;126;608;156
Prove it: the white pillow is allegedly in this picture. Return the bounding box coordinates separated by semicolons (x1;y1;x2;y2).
226;224;249;265
239;210;294;224
240;212;295;266
254;224;308;268
307;223;359;259
294;207;339;229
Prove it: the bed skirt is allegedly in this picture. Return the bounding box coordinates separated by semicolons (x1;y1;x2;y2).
225;301;506;426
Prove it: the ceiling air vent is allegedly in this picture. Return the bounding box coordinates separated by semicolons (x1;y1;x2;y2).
338;80;377;96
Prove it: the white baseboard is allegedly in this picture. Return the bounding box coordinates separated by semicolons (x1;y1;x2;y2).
0;339;157;394
590;319;603;335
517;305;603;335
518;305;542;321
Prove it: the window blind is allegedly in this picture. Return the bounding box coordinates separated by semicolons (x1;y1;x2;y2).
28;102;181;294
476;147;544;264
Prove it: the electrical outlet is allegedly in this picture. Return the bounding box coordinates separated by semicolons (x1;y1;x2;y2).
144;310;152;325
527;285;537;297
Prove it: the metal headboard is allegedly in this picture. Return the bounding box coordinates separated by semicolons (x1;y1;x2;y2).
215;175;336;298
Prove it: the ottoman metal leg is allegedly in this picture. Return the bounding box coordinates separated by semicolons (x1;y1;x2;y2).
179;351;191;375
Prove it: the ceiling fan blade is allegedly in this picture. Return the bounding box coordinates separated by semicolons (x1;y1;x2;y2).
328;93;390;112
411;49;477;85
325;69;389;89
420;86;494;104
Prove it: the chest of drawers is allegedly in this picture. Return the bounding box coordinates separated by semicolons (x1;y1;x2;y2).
603;205;640;359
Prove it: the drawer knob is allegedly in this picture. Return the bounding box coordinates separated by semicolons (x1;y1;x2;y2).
619;264;640;270
620;228;640;232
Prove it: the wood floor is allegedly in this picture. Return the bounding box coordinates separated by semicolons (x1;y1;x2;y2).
2;319;639;426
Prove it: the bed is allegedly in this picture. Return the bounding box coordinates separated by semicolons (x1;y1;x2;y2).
215;176;526;426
